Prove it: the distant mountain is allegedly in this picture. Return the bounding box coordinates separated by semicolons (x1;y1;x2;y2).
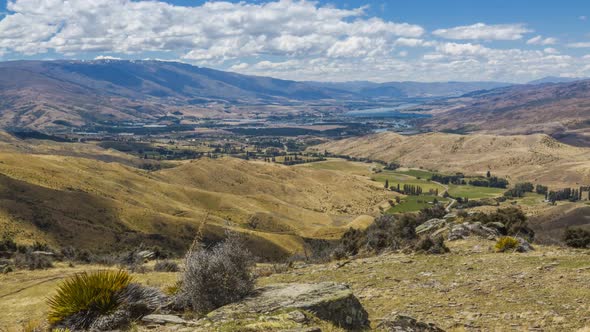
424;79;590;146
527;76;585;85
306;80;512;98
0;60;361;130
0;60;515;130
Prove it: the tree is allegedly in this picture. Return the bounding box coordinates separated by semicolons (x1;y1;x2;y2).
384;179;389;189
486;170;491;178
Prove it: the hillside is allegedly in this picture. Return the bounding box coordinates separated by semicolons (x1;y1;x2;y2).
0;60;519;131
313;132;590;187
0;60;352;130
306;80;511;98
0;137;387;258
423;80;590;146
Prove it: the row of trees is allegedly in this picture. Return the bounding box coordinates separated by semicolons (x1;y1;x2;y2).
547;187;587;203
431;173;465;185
469;176;509;189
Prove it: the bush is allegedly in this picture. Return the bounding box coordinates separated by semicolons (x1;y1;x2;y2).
177;233;255;314
14;250;53;270
495;236;520;252
466;207;534;241
154;260;180;272
415;236;449;254
47;270;132;329
334;214;421;258
563;228;590;248
0;235;17;252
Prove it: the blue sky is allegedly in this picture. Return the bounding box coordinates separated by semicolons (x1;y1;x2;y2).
1;0;590;82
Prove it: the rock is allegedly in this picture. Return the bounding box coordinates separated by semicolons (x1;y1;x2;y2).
442;213;457;221
207;282;369;329
416;219;447;235
136;250;155;260
288;310;308;323
31;251;54;256
516;237;534;252
377;314;445;332
142;314;193;326
280;328;321;332
485;222;506;233
448;222;498;241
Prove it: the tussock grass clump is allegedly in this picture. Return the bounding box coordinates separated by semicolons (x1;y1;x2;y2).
177;233;255;314
47;270;131;328
495;236;520;252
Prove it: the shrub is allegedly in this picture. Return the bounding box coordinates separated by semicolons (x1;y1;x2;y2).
495;236;520;252
47;270;132;329
0;235;17;252
415;236;449;254
563;228;590;248
466;207;534;241
334;214;421;257
177;233;255;314
154;260;180;272
14;250;53;270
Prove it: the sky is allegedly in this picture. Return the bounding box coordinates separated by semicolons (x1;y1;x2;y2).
1;0;590;82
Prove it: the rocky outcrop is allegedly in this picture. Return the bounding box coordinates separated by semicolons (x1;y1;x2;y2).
377;313;445;332
448;222;499;241
207;282;369;330
416;219;447;235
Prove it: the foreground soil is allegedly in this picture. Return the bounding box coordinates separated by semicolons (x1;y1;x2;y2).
1;239;589;331
261;239;590;331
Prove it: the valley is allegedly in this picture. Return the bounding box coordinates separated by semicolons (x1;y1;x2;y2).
0;60;589;332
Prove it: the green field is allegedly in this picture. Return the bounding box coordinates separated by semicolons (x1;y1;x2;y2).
394;168;435;180
386;195;449;213
447;184;505;199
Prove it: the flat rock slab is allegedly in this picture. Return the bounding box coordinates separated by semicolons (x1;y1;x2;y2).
207;282;369;329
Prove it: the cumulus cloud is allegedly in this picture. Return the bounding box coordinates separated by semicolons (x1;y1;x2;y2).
567;42;590;48
1;0;590;82
0;0;423;61
432;23;531;40
94;55;122;60
526;35;557;45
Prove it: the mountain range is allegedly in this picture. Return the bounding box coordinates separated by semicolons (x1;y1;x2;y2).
423;78;590;146
0;60;515;130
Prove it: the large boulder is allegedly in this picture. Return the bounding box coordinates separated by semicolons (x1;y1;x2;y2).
377;313;445;331
448;222;499;241
416;219;447;235
207;282;369;330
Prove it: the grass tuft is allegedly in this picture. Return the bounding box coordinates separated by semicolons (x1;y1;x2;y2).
47;270;132;328
494;236;519;253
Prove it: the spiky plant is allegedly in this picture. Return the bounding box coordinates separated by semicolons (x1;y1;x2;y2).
494;236;520;253
47;270;132;329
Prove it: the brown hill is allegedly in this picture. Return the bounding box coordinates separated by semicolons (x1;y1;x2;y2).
0;138;386;258
423;80;590;146
313;132;590;187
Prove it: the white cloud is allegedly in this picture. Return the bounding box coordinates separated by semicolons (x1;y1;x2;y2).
94;55;122;60
0;0;423;62
1;1;589;82
567;42;590;48
543;48;559;54
432;23;532;41
526;35;557;45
